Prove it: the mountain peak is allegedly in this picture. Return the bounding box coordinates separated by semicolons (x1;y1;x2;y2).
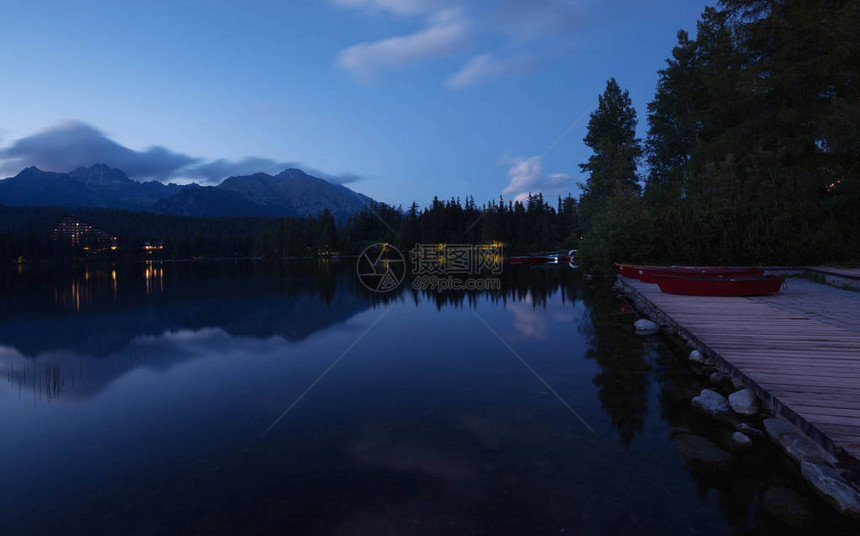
14;165;45;177
69;164;131;184
276;168;311;180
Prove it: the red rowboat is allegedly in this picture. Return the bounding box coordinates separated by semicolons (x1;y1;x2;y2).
510;257;542;265
617;264;765;283
638;266;764;283
655;274;785;296
615;263;639;278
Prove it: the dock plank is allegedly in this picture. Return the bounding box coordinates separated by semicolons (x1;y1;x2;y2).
622;276;860;460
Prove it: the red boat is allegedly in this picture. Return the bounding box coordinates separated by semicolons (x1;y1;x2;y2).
509;256;549;265
615;263;639;278
655;274;785;296
639;266;764;283
617;264;764;283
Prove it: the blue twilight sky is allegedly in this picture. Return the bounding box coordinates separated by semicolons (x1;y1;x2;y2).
0;0;711;207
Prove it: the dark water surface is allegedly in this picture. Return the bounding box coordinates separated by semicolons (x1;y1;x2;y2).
0;260;855;535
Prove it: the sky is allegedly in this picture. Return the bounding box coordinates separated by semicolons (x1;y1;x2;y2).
0;0;711;207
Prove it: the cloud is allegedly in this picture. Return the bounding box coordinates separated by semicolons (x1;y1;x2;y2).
183;157;293;181
0;121;365;185
185;158;363;185
447;52;540;88
334;0;585;87
501;155;574;203
332;0;435;16
335;8;469;83
0;121;199;180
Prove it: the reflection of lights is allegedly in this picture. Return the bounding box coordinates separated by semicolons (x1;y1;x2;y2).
144;263;164;295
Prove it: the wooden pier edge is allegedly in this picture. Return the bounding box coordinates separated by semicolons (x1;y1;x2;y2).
616;275;852;462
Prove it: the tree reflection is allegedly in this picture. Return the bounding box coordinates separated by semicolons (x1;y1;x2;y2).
577;282;652;447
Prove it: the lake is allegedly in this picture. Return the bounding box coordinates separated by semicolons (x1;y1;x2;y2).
0;260;855;535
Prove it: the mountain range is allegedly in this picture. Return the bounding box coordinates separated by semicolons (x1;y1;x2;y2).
0;164;374;220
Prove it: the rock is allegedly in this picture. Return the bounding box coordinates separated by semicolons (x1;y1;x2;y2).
669;426;692;437
689;350;705;364
718;430;754;452
730;431;753;449
801;462;860;518
634;319;658;333
731;377;746;390
691;389;736;425
735;423;765;438
729;389;759;416
761;486;814;527
709;371;731;386
763;418;837;465
674;433;736;470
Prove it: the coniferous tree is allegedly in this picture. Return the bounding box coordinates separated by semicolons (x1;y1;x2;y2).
578;78;646;269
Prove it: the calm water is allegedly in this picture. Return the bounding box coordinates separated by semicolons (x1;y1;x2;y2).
0;260;855;535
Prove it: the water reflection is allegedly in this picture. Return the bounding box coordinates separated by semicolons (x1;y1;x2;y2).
577;283;652;448
1;260;858;535
143;262;164;295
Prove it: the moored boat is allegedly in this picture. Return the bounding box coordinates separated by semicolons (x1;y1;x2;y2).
655;274;785;296
639;266;764;283
511;250;577;265
509;256;549;265
617;264;765;283
615;263;639;278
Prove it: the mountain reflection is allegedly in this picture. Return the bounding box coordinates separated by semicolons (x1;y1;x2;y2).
0;259;653;458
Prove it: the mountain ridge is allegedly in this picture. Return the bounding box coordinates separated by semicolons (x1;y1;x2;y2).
0;164;373;220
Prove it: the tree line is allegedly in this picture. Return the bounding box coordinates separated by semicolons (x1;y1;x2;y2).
0;205;281;263
256;193;581;258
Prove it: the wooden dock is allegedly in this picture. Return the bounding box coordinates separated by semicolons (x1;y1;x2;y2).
620;276;860;460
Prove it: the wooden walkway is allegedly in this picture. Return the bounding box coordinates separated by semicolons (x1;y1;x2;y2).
809;266;860;281
621;277;860;460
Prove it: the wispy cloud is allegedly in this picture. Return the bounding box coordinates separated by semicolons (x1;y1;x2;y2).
0;121;365;185
333;0;585;87
501;155;574;203
336;8;469;83
183;158;362;185
332;0;436;16
447;52;540;89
